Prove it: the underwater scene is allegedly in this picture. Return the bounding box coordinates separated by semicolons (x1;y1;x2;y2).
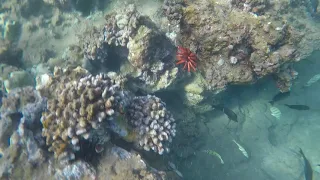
0;0;320;179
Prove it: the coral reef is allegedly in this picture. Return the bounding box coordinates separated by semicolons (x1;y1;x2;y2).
96;145;171;179
53;160;97;179
127;95;176;155
162;0;185;26
231;0;272;15
162;0;185;45
0;66;176;179
0;13;21;42
43;0;104;15
0;0;320;179
43;0;71;9
127;25;156;68
39;67;128;162
103;4;140;47
128;26;178;92
273;63;298;92
69;4;179;93
0;86;47;178
0;39;23;67
76;4;178;92
163;0;299;93
0;86;43;118
3;70;35;93
79;26;107;63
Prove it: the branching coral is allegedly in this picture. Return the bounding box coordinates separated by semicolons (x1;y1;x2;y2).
38;66;176;162
126;95;176;155
39;67;128;162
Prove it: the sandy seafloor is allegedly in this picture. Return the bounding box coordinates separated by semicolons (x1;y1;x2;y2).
1;0;320;179
178;51;320;180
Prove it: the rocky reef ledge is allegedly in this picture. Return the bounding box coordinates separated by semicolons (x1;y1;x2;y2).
0;67;181;179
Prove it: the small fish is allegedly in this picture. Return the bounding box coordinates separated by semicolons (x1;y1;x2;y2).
168;161;183;178
299;148;313;180
212;104;238;122
284;104;310;111
233;140;249;158
310;0;319;13
203;150;224;164
270;106;281;120
269;91;290;105
0;90;3;107
304;74;320;87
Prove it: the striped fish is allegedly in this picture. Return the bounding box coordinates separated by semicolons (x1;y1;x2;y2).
233;140;249;158
270;106;281;120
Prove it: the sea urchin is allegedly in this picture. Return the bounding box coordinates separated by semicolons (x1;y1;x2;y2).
176;46;197;72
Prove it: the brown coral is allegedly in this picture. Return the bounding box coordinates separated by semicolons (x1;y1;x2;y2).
39;67;126;162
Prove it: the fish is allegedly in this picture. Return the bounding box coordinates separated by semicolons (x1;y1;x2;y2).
299;148;313;180
0;90;3;107
168;161;183;178
233;140;249;158
284;104;310;110
304;74;320;87
269;91;290;105
310;0;319;13
212;104;238;122
203;150;224;164
270;106;281;120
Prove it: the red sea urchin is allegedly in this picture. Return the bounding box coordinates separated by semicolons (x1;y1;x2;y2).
176;46;197;72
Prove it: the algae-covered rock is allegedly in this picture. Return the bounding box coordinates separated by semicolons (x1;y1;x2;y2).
127;25;156;68
183;93;204;106
184;81;204;95
3;20;21;41
0;13;21;42
3;71;35;92
182;73;207;106
0;39;23;67
0;117;14;149
0;64;20;80
96;145;170;179
164;0;299;92
154;66;179;91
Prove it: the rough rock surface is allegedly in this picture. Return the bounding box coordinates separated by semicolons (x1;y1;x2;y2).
171;0;299;92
